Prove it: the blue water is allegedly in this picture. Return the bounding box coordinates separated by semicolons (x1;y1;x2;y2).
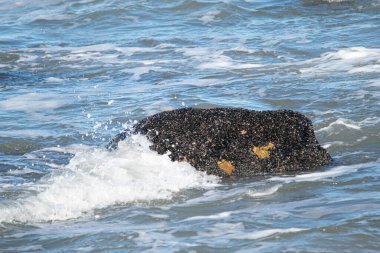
1;0;380;252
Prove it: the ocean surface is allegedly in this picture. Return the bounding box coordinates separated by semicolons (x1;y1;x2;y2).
1;0;380;252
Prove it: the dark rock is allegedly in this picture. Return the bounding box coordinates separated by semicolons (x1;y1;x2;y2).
108;108;332;177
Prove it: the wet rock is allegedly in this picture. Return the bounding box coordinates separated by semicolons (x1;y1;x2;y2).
109;108;332;177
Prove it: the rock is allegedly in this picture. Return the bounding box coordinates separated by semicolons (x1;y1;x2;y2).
108;108;332;177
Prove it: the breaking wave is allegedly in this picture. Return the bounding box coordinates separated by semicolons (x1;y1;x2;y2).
0;135;219;223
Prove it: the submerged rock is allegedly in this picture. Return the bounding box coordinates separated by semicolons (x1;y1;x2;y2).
108;108;332;177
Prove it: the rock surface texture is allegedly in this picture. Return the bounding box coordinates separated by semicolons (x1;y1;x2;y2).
111;108;332;177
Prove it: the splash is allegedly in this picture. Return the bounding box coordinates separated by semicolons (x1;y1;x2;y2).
0;135;219;223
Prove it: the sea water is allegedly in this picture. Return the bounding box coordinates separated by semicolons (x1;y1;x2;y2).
0;0;379;252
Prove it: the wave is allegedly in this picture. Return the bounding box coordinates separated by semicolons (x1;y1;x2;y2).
299;47;380;74
0;135;219;223
247;184;281;197
233;228;308;240
0;93;68;112
183;211;233;221
316;118;362;133
270;162;377;183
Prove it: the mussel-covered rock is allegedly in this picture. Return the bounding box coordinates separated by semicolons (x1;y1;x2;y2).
108;108;332;177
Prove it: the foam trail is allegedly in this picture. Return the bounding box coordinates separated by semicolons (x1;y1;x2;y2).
270;162;376;183
0;135;219;223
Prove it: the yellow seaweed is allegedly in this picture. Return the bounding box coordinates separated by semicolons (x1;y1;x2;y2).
217;159;235;175
252;142;275;159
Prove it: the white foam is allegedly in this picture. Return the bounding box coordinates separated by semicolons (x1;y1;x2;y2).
0;93;67;112
322;141;345;149
270;162;376;183
197;54;262;70
7;167;44;176
0;135;219;223
350;64;380;73
122;66;162;81
197;223;307;241
361;117;380;126
321;0;351;2
176;47;262;70
15;44;164;71
33;13;75;21
198;10;221;22
183;211;233;221
197;54;233;69
199;56;262;70
316;118;361;133
232;47;257;54
234;228;308;240
44;77;64;83
300;47;380;74
161;78;227;87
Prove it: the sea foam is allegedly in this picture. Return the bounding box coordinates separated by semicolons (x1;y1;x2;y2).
300;47;380;74
0;93;67;112
234;228;308;240
0;135;219;223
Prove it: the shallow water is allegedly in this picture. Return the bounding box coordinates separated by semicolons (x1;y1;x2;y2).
1;0;380;252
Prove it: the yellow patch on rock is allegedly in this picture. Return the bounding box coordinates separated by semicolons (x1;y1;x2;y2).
252;142;275;159
217;159;235;175
240;130;248;135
